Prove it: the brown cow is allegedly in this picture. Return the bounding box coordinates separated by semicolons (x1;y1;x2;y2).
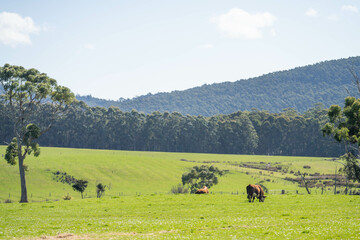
246;184;266;202
195;186;209;194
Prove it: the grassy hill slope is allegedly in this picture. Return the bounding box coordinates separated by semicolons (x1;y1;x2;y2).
0;146;343;202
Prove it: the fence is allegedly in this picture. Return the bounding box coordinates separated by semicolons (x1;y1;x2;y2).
3;187;359;203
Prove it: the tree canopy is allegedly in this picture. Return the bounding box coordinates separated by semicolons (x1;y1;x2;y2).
181;165;225;193
323;95;360;183
72;180;88;199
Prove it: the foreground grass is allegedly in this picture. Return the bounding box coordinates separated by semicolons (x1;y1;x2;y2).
1;194;359;239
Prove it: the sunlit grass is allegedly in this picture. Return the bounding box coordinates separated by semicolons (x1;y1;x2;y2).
0;146;345;202
0;146;359;239
1;195;359;239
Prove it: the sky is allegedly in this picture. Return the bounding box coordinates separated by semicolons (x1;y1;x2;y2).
1;1;360;100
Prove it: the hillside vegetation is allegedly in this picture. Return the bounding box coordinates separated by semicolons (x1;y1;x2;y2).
77;56;360;116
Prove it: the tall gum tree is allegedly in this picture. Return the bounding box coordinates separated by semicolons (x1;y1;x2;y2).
322;71;360;186
0;64;75;202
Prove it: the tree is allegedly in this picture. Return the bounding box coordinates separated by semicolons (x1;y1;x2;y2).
322;93;360;184
217;114;258;154
181;165;225;193
72;180;88;199
0;64;75;202
339;153;360;184
299;172;311;194
96;183;106;198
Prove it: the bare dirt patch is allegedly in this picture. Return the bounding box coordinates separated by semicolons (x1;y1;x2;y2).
38;230;176;239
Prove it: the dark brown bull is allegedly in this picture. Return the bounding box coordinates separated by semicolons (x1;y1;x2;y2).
246;184;266;202
195;186;209;194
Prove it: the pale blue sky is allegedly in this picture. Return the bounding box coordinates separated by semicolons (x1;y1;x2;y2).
1;1;360;100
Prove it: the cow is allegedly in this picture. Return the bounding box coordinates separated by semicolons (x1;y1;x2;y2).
246;184;266;202
195;186;209;194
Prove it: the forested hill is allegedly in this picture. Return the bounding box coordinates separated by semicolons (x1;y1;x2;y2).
77;56;360;116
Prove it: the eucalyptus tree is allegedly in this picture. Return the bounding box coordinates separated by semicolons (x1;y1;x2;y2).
217;114;258;154
125;109;145;150
162;112;182;152
0;64;75;202
0;103;13;143
178;115;196;152
143;111;164;151
322;96;360;183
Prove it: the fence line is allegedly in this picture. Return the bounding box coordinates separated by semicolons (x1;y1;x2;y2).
4;187;359;203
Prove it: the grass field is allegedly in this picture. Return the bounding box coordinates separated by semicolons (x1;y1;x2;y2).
0;146;348;202
0;146;343;202
1;194;359;239
1;146;360;239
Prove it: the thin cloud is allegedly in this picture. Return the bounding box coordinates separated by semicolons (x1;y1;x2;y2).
271;28;276;37
0;12;40;47
327;14;339;21
341;5;358;13
305;8;318;17
84;43;95;49
213;8;277;39
199;44;214;49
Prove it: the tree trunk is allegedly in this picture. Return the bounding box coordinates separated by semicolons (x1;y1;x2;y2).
18;155;28;203
301;174;311;194
345;176;348;195
334;167;337;195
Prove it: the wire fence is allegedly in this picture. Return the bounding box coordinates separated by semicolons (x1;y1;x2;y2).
4;187;359;203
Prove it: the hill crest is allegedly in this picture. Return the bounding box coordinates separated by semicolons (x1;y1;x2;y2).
77;56;360;116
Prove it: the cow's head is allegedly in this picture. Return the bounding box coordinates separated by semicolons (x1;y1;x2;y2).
259;196;267;202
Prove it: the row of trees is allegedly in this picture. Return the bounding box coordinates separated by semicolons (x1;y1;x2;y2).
0;102;343;157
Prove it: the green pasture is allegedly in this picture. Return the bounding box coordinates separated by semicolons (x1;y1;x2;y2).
1;146;359;239
1;195;359;239
0;146;346;202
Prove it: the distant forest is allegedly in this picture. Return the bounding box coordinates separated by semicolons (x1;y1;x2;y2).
0;102;344;157
77;56;360;116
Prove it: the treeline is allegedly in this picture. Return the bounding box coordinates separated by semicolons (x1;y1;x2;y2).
77;56;360;116
0;102;344;157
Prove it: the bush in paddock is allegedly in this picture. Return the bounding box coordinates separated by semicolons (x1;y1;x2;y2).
182;165;225;194
171;184;189;194
96;183;106;198
72;180;88;199
63;194;72;200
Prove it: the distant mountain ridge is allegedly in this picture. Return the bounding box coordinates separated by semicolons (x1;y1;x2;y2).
76;56;360;116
